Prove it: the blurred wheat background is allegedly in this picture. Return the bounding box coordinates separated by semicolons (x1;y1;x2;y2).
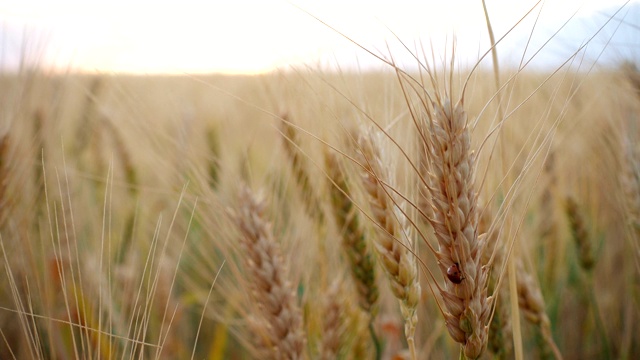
1;1;639;359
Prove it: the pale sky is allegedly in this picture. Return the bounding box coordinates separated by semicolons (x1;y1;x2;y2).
1;0;637;74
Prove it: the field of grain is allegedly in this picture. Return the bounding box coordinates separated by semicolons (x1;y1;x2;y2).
0;37;639;360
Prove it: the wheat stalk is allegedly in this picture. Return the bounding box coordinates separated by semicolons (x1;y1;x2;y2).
356;130;420;360
232;186;306;360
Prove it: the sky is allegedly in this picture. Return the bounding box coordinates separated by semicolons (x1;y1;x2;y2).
0;0;638;74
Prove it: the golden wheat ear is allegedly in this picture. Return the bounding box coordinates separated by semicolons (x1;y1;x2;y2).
231;185;306;359
318;278;354;360
355;129;420;360
421;97;490;359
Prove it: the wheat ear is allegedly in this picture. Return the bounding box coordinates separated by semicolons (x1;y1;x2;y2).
356;130;420;360
515;259;563;359
279;115;325;225
565;196;595;271
622;135;640;258
0;134;9;226
478;208;512;359
422;97;490;359
515;261;548;328
232;186;306;360
325;150;379;314
318;279;348;360
482;209;560;359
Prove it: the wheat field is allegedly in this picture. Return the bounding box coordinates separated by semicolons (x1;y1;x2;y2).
1;4;640;360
